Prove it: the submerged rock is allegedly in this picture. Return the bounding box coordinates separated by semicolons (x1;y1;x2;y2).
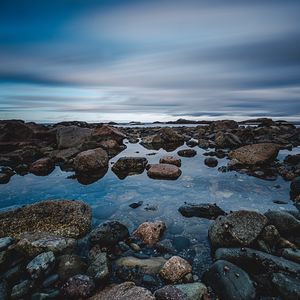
90;221;129;247
203;260;256;300
29;157;55;176
61;274;95;298
0;200;92;239
134;221;166;245
159;256;192;283
112;157;148;179
147;164;181;180
208;210;268;248
88;281;155;300
179;203;225;219
159;156;181;167
228;143;280;165
177;149;197;157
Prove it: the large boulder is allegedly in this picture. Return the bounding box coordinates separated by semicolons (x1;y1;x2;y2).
56;126;92;149
29;157;55;176
215;132;242;149
92;125;126;144
210;120;239;131
203;260;256;300
0;200;92;239
74;148;108;174
228;143;280;165
0;120;34;142
88;281;155;300
134;221;166;245
112;157;148;179
147;164;181;180
208;210;268;248
159;156;181;167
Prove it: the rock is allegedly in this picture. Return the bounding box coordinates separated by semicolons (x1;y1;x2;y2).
90;221;129;247
0;281;8;300
159;256;192;283
204;157;218;167
228;143;280;165
0;172;13;184
0;200;92;239
112;157;148;179
290;177;300;200
50;147;80;163
57;254;88;281
26;251;55;280
154;285;189;300
208;210;268;248
61;274;95;298
92;125;126;144
0;237;13;251
210;120;239;131
272;273;300;300
215;247;300;276
215;132;242;149
31;291;60;300
159;128;185;144
42;274;59;288
0;120;34;142
175;282;208;300
155;239;176;254
177;149;197;157
179;203;225;219
147;164;181;180
88;281;155;300
186;139;198;147
282;248;300;263
87;252;109;281
99;139;125;157
203;260;256;300
116;256;166;275
198;139;210;149
11;280;34;299
264;210;300;235
134;221;166;245
129;201;143;209
56;125;92;149
16;232;76;257
29;157;55;176
74;148;109;174
159;156;181;167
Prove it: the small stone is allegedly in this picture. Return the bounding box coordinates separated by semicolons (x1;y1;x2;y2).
42;274;59;288
61;274;95;298
177;149;197;157
154;285;189;300
175;282;208;300
11;280;34;299
204;157;218;168
0;237;13;251
129;201;143;209
147;164;181;180
134;221;166;245
87;252;109;281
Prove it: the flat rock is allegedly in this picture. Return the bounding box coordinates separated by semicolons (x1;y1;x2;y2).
147;164;181;180
134;221;166;245
159;256;192;283
159;156;181;167
208;210;268;248
0;199;92;239
88;281;155;300
228;143;280;165
203;260;256;300
179;203;225;219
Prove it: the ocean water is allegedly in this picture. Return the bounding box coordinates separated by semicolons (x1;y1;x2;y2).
0;140;299;276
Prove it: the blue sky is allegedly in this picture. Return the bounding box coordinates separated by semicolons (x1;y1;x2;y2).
0;0;300;122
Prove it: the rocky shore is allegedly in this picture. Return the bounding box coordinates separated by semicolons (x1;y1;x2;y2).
0;118;300;299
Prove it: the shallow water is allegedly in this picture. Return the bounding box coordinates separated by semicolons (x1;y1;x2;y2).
0;140;299;276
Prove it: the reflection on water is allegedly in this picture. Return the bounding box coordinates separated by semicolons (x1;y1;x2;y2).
0;140;299;276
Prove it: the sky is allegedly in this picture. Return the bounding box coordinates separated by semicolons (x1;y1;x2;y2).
0;0;300;123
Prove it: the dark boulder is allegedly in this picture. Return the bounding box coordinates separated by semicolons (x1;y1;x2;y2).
29;157;55;176
179;203;225;219
177;149;197;157
272;273;300;300
204;157;218;168
290;177;300;200
112;157;148;179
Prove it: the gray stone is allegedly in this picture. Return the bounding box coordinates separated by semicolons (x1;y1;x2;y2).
56;126;91;149
272;273;300;300
87;252;109;280
0;237;13;251
11;280;34;299
175;282;207;300
57;254;87;281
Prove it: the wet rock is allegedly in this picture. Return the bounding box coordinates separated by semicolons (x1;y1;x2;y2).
42;274;59;288
271;273;300;300
210;120;239;131
26;251;55;280
56;125;92;149
228;143;280;165
186;139;198;147
177;149;197;157
116;256;166;275
154;285;189;300
99;139;125;157
155;239;176;254
282;248;300;263
0;200;92;239
16;232;76;257
92;125;126;144
90;221;129;247
50;147;80;163
215;132;242;149
208;210;268;248
175;282;208;300
29;157;55;176
290;177;300;200
88;281;155;300
31;290;60;300
112;157;148;179
134;221;166;245
159;256;192;283
0;172;14;184
264;210;300;235
57;254;88;281
129;201;143;209
179;203;225;219
203;260;256;300
215;247;300;276
87;252;109;281
0;280;8;300
0;237;13;251
204;157;218;167
198;139;210;149
74;148;109;174
61;274;95;298
159;156;181;167
147;164;181;180
11;280;34;299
